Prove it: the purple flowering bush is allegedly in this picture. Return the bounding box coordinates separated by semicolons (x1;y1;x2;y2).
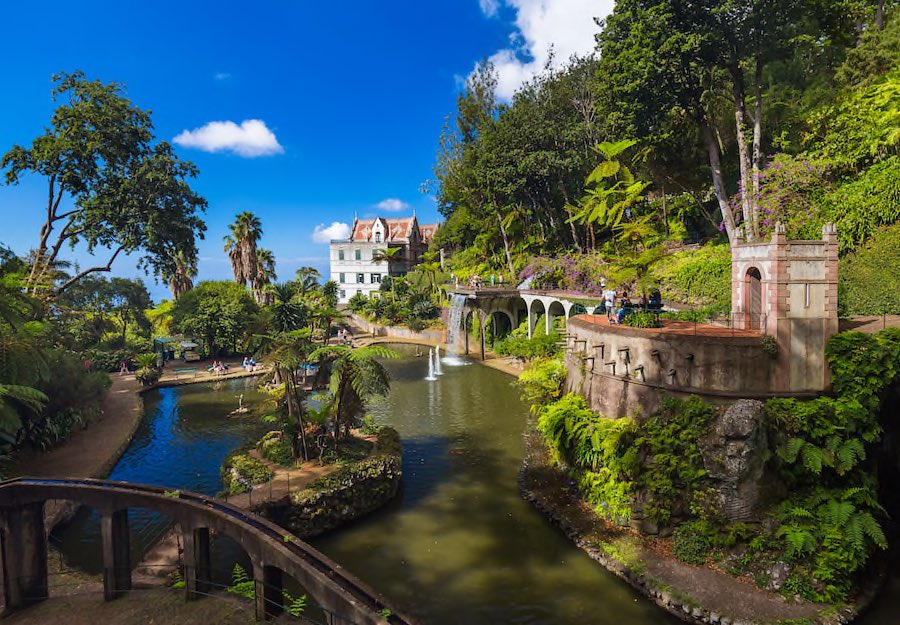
521;253;612;295
728;154;831;239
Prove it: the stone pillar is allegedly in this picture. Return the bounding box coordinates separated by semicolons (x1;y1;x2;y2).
182;526;211;600
526;300;534;339
0;502;48;609
480;311;486;361
253;561;283;620
101;508;131;600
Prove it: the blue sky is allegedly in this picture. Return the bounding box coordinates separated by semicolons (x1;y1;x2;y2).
0;0;610;301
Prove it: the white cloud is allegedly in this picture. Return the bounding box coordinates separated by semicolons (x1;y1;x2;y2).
375;198;409;212
311;222;350;243
476;0;614;100
173;119;284;157
479;0;500;17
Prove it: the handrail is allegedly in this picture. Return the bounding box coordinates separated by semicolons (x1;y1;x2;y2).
0;477;417;625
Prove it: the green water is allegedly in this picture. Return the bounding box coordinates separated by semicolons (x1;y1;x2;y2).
311;344;678;625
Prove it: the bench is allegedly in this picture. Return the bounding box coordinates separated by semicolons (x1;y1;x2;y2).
172;368;198;379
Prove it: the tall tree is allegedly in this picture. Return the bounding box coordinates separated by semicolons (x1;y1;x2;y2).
253;248;277;305
165;250;196;300
293;267;321;297
223;212;263;287
1;72;207;295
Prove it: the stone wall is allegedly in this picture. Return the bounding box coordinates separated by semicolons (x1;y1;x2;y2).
565;317;785;420
255;428;402;538
348;313;446;345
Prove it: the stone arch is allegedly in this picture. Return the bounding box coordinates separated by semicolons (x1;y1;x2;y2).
745;267;763;329
490;311;513;340
527;299;546;338
547;300;567;334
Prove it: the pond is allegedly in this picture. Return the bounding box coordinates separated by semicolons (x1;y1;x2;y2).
53;347;680;624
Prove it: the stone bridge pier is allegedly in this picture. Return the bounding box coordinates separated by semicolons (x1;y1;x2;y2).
0;478;414;625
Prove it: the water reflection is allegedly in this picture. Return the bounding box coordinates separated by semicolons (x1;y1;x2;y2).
312;343;679;625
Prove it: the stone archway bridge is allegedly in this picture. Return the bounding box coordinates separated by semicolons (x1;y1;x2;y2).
0;477;417;625
448;288;602;357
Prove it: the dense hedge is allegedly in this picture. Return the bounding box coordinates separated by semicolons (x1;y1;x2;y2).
652;243;731;309
839;222;900;315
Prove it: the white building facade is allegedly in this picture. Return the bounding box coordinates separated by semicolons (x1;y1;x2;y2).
330;215;438;304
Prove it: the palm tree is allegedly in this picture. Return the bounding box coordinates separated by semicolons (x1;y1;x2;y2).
167;250;196;300
310;302;346;345
256;328;315;460
372;247;403;299
372;247;403;276
223;212;263;287
294;267;321;297
320;280;339;308
253;248;277;305
268;283;307;332
418;251;441;294
310;344;398;440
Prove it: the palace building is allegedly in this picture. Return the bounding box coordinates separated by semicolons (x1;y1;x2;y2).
329;215;439;304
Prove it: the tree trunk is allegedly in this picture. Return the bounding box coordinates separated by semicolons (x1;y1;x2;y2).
877;0;885;30
701;121;737;244
751;58;764;233
731;75;755;240
493;206;515;276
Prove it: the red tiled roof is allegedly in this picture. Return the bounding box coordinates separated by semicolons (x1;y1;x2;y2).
348;216;438;244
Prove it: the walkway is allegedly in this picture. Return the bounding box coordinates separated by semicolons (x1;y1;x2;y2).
573;314;762;337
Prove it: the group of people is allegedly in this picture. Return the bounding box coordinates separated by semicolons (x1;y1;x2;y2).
600;278;663;324
209;360;230;375
336;328;353;346
241;356;259;372
462;273;504;289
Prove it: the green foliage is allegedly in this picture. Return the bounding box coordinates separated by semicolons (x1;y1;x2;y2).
623;311;660;328
536;393;638;522
257;431;294;466
758;328;900;602
171;280;259;356
360;415;381;435
804;69;900;173
494;317;562;361
221;452;274;495
818;157;900;254
1;71;206;295
516;357;567;413
227;564;255;599
633;397;717;525
652;243;732;308
672;521;713;565
839;221;900;315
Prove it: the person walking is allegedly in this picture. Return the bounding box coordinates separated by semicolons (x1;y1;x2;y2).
603;286;616;321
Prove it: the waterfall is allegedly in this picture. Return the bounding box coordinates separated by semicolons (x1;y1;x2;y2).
447;294;467;353
434;345;443;375
426;348;436;381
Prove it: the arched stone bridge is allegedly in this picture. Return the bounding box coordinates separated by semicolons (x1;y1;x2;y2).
448;288;602;357
0;477;417;625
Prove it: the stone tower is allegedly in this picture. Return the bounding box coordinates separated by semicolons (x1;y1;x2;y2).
731;223;839;393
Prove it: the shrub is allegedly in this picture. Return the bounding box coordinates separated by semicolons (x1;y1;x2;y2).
652;243;731;308
838;222;900;315
623;311;660;328
257;431;294;466
221;453;274;494
672;521;713;565
516;357;567;412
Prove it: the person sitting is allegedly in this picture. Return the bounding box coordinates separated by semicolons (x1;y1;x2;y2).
242;356;250;370
638;294;648;309
648;289;663;310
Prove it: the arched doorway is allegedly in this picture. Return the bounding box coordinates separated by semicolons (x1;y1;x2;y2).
745;267;762;330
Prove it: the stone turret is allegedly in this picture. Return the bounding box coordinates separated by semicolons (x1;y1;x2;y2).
731;223;839;392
